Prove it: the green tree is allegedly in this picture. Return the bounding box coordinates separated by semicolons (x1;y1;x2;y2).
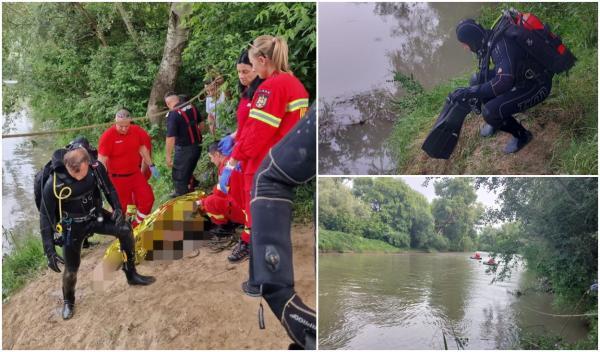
353;178;434;249
431;178;483;251
318;178;371;236
476;177;598;307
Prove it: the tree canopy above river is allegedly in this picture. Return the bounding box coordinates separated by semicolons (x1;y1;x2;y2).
2;2;315;140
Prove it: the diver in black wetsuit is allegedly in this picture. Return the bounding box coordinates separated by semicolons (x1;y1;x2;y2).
453;18;553;154
39;144;155;320
243;105;316;349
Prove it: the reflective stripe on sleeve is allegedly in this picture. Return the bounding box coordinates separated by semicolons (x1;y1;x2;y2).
206;212;225;220
249;108;282;128
286;98;309;112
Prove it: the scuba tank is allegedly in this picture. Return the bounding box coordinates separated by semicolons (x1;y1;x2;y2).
478;8;576;83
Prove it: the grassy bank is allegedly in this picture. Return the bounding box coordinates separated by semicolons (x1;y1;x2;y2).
2;233;46;300
389;2;597;174
319;228;404;253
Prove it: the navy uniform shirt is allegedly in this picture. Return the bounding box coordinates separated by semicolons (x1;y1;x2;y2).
166;103;202;146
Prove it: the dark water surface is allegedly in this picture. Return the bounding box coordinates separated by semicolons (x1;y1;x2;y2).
2;109;54;252
319;252;589;349
318;2;484;174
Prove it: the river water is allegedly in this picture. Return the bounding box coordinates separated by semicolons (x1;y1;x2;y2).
319;252;589;349
318;2;484;174
2;108;54;252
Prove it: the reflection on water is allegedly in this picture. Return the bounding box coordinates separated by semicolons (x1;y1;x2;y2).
319;253;589;350
318;2;482;174
2;109;54;252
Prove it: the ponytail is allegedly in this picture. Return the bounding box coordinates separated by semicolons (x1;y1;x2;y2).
250;35;291;73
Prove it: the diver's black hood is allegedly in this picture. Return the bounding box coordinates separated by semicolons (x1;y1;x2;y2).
50;148;68;172
456;19;488;54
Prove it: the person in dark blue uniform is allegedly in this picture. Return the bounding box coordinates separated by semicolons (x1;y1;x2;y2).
454;18;553;153
39;145;155;320
243;105;316;349
164;92;202;197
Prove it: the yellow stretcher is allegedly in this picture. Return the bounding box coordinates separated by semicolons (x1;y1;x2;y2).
103;190;213;267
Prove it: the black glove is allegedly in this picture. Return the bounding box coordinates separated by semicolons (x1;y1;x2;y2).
451;86;479;102
46;251;65;273
111;208;124;225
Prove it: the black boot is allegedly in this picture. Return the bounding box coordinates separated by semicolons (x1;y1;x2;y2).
242;280;261;297
122;259;156;285
62;271;77;320
62;300;75;320
227;240;249;263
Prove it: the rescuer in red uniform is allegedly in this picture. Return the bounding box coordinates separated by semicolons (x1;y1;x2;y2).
200;141;245;234
218;35;309;265
98;109;159;228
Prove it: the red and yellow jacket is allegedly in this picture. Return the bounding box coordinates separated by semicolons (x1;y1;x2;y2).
231;72;309;175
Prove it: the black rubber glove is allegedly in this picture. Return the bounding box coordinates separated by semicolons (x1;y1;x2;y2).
46;251;65;273
451;86;478;102
111;208;124;225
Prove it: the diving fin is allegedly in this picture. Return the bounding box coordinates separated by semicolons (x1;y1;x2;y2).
421;95;471;159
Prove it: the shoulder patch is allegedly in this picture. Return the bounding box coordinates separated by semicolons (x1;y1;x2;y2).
256;89;270;109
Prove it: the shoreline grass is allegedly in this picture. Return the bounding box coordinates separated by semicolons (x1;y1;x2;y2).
319;228;405;253
2;233;47;300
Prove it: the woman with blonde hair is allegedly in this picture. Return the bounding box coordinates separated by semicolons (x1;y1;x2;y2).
218;34;313;348
218;35;308;264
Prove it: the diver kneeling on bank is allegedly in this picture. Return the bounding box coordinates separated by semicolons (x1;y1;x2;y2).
38;140;155;320
422;9;575;158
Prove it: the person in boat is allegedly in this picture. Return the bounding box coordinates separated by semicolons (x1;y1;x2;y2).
486;257;497;265
473;252;481;259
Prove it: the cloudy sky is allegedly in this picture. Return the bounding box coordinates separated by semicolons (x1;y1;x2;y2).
400;176;499;209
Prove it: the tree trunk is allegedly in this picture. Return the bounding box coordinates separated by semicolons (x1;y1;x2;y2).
73;3;108;47
146;3;190;125
115;3;141;50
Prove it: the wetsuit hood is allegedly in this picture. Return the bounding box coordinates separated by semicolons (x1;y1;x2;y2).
51;148;68;171
456;19;487;54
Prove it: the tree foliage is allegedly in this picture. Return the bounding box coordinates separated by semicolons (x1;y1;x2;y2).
476;177;598;308
2;2;316;140
431;178;484;251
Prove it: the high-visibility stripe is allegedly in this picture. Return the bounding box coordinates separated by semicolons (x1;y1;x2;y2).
249;109;281;128
286;98;309;112
206;212;225;220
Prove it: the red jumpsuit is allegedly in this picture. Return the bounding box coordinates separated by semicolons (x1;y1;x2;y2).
140;129;152;180
231;72;309;244
98;124;155;227
203;158;245;226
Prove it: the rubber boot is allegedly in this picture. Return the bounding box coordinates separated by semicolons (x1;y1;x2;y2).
62;271;77;320
122;256;156;285
480;123;496;137
499;117;533;154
